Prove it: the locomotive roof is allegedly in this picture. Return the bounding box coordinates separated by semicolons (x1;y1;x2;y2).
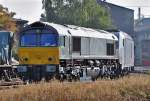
68;27;117;40
23;21;117;40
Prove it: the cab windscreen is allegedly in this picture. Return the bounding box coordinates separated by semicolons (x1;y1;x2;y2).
20;33;58;47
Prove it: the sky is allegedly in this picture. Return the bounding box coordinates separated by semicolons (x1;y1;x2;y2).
0;0;43;23
0;0;150;22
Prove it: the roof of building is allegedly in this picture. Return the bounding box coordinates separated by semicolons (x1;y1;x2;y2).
97;0;134;12
135;18;150;25
135;18;150;32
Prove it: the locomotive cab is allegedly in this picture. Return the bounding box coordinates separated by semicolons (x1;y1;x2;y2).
109;30;134;73
18;22;60;81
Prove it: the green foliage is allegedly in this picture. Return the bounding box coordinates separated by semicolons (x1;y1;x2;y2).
42;0;113;29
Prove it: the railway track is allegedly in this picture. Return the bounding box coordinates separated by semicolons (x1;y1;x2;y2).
132;70;150;75
0;78;23;87
132;66;150;75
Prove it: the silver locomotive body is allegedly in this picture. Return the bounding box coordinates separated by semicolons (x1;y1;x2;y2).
17;21;134;81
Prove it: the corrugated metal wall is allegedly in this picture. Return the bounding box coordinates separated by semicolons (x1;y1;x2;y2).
141;40;150;66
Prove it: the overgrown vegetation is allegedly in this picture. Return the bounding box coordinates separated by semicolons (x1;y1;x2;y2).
0;74;150;101
0;5;18;55
42;0;113;29
0;5;17;32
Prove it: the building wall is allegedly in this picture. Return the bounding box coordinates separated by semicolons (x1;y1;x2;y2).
134;31;150;66
135;18;150;66
141;40;150;65
98;1;134;36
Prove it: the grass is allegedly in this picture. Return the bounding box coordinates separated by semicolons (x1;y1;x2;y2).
0;74;150;101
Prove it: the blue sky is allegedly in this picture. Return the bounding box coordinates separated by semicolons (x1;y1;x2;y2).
0;0;150;22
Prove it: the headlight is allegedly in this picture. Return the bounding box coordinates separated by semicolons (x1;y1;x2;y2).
17;66;27;72
22;57;28;62
46;65;56;72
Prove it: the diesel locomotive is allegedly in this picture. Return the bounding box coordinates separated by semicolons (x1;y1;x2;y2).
17;21;134;82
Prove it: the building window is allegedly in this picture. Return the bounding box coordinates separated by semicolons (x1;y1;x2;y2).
72;37;81;52
107;43;114;55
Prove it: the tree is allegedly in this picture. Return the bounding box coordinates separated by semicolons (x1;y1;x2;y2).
42;0;113;29
0;5;17;32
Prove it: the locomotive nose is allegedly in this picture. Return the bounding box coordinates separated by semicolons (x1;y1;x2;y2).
18;47;59;65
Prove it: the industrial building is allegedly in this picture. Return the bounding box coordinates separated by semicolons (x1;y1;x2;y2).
134;18;150;66
98;0;134;36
